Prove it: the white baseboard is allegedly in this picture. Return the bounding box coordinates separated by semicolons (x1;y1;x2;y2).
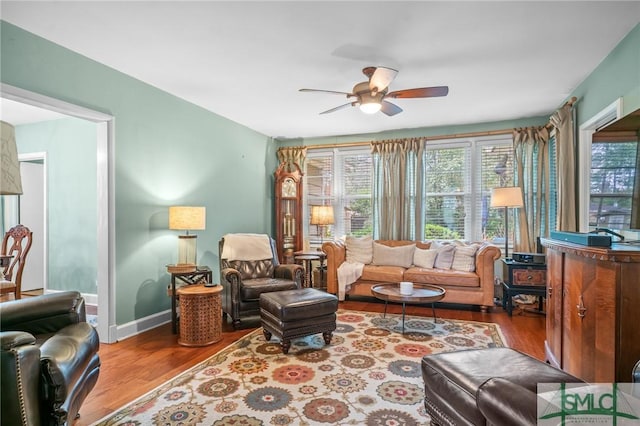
42;289;171;342
115;310;171;341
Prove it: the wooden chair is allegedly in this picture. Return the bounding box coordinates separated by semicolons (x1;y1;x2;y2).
1;224;33;300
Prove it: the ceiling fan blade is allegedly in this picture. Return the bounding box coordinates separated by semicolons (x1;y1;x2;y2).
386;86;449;99
369;67;398;93
380;100;403;116
319;102;354;115
299;88;353;96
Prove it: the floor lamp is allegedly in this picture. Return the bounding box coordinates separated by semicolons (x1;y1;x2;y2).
310;205;334;250
490;187;524;259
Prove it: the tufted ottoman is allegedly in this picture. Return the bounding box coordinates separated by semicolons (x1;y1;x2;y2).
259;288;338;354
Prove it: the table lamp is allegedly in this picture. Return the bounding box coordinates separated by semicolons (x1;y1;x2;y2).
169;206;206;266
490;187;524;259
310;205;334;249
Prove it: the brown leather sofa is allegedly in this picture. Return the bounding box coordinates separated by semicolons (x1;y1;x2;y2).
219;237;303;328
323;240;501;312
0;291;100;426
421;347;584;426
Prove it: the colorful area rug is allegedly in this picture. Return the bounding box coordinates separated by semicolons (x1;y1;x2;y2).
93;310;505;425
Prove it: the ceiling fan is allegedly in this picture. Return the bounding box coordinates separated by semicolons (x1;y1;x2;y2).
299;66;449;116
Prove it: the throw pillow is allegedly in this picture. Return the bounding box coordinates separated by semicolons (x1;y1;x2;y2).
413;247;438;269
346;235;373;264
451;244;480;272
433;244;455;269
372;242;416;268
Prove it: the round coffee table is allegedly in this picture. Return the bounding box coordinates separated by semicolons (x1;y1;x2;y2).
371;283;446;333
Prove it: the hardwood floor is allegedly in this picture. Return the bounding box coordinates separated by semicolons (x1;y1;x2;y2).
77;299;545;425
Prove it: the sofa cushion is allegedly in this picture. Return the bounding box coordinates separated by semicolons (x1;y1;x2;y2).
451;244;480;272
413;247;438;269
361;265;406;283
372;242;415;268
346;235;373;264
433;244;455;269
405;267;480;287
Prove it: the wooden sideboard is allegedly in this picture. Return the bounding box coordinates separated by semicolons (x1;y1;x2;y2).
541;238;640;382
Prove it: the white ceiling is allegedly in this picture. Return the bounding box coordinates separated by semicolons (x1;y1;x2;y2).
1;1;639;139
0;98;68;125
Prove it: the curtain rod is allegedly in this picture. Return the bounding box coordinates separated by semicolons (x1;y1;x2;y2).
544;96;578;130
300;128;514;150
290;96;578;151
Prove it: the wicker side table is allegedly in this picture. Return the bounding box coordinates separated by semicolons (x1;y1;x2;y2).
176;283;223;347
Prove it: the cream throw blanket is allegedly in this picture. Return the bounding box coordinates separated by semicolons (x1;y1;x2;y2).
221;233;273;261
337;262;364;301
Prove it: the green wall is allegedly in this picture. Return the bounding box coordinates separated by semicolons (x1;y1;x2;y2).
1;21;274;324
15;118;98;294
571;23;639;125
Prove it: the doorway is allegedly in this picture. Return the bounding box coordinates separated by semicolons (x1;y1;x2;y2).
17;155;46;292
1;83;115;343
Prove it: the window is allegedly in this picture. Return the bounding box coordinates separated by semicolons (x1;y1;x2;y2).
305;147;373;243
423;136;513;241
424;144;469;239
589;139;638;229
548;134;558;233
303;135;512;243
479;142;516;241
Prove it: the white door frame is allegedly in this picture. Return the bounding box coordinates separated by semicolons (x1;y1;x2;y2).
1;83;117;343
578;98;622;232
18;152;48;293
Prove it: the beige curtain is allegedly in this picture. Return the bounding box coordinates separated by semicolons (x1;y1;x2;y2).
276;146;307;172
513;127;550;252
371;138;425;240
550;104;577;231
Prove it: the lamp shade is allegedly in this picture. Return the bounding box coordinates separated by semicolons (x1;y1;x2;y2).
169;206;206;230
490;187;524;208
1;121;23;195
310;205;334;226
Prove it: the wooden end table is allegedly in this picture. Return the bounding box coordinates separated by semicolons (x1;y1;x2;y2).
294;250;327;289
294;254;320;288
176;283;223;347
501;258;546;316
371;283;446;333
167;265;213;334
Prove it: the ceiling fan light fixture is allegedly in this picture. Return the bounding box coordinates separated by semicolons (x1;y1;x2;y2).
359;92;382;114
300;66;449;116
360;101;381;114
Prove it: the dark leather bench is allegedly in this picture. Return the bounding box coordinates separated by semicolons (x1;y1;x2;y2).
259;288;338;354
421;347;584;426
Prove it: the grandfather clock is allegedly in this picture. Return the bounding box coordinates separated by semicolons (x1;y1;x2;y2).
274;162;303;263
